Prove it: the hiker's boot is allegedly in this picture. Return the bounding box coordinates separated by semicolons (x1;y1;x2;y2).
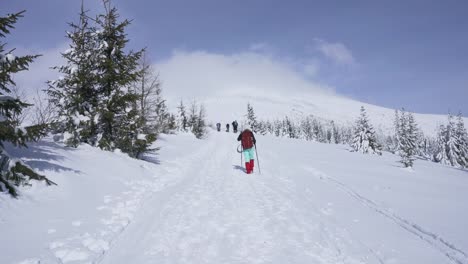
245;162;251;174
250;160;254;173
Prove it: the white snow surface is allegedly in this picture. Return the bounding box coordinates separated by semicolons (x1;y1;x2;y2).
1;131;468;264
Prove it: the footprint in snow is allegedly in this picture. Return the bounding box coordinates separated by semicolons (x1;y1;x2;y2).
54;248;89;263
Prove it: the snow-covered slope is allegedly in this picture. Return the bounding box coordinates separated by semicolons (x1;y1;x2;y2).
172;91;467;137
157;51;467;137
2;131;467;264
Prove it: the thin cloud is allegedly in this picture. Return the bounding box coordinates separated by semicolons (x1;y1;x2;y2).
154;49;335;107
314;38;356;66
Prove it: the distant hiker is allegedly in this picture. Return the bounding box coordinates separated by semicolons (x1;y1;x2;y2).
216;123;221;132
226;123;230;132
232;120;238;133
237;127;256;174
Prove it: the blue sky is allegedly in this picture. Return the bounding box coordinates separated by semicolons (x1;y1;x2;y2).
3;0;468;115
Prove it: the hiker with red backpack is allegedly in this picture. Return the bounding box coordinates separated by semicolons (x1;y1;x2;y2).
237;127;257;174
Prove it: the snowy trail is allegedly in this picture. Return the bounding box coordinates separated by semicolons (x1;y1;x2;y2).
96;132;466;264
99;133;378;264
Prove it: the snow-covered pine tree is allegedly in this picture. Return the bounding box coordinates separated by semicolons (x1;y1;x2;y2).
312;118;322;142
273;119;281;137
152;80;170;134
176;100;188;132
399;111;419;167
257;121;268;135
94;1;154;157
246;103;259;133
435;114;463;167
455;113;468;168
351;106;382;155
284;116;296;138
192;103;207;139
446;114;462;167
435;124;449;164
1;11;55;197
187;100;198;130
330;121;340;144
392;109;401;154
48;4;100;147
300;116;313;141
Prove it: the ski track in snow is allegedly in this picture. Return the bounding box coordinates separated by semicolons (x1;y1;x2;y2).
97;134;381;264
305;167;468;264
20;139;211;264
12;133;466;264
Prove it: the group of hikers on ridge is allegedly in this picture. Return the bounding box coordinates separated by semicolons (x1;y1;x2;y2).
216;120;257;174
216;120;238;133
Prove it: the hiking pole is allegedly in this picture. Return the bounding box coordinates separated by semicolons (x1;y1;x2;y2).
240;149;243;168
237;144;243;168
254;144;261;174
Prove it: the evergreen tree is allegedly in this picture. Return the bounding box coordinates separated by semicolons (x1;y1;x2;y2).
257;121;268;135
312;118;322;142
246;103;259;133
273;119;281;137
300;116;313;141
192;103;207;139
399;111;419;167
435;124;449;164
351;106;382;155
176;100;188;132
284;116;296;138
152;80;170;134
48;4;100;147
392;109;401;154
455;113;468;168
435;114;464;167
94;1;154;157
1;11;55;197
187;100;198;130
330;121;340;144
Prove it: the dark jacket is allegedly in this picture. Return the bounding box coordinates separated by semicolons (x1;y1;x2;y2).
237;129;256;149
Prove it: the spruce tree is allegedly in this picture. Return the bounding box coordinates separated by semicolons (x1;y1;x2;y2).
312;119;322;141
1;11;55;197
435;114;464;167
392;109;401;154
246;103;259;133
435;124;449;164
188;100;198;130
153;81;170;134
48;4;100;147
273;119;281;137
190;102;207;139
455;113;468;168
94;1;153;157
399;111;419;167
300;116;313;141
176;100;188;132
330;121;340;144
351;106;382;155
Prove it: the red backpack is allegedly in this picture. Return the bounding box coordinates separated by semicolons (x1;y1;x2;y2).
241;130;254;149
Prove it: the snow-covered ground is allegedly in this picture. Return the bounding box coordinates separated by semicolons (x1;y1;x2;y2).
1;130;468;264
